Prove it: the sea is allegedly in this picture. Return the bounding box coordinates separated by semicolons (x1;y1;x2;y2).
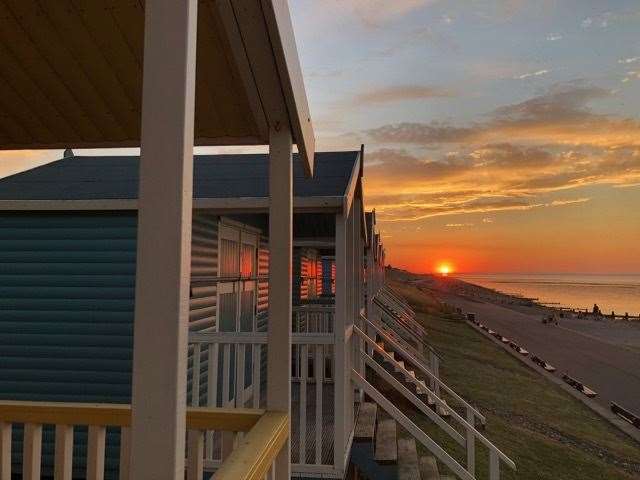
454;273;640;316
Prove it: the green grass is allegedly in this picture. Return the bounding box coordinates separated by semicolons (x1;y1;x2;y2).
384;278;640;480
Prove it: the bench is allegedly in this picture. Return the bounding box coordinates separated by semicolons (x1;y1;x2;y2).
562;374;597;398
531;355;556;372
611;402;640;428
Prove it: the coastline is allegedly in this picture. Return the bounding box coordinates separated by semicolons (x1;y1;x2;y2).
388;270;640;479
437;273;640;322
454;273;640;319
390;268;640;413
427;274;640;353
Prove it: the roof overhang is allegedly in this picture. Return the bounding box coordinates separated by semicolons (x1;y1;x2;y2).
0;0;314;173
0;196;342;213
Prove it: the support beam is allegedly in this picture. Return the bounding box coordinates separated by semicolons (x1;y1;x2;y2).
334;213;346;472
267;125;293;480
130;1;198;479
334;207;355;475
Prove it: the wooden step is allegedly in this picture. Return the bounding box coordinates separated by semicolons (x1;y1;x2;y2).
394;360;406;372
375;419;397;464
354;402;377;441
397;438;420;480
419;455;439;480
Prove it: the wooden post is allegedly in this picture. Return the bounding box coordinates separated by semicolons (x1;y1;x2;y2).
119;428;131;480
130;1;198;478
334;213;347;473
489;450;500;480
267;125;293;480
353;197;364;401
335;205;355;475
187;430;204;480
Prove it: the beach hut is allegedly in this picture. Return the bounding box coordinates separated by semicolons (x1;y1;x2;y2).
0;148;368;478
0;2;316;478
0;2;517;479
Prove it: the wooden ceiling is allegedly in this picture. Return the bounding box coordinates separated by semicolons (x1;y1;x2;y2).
0;0;313;158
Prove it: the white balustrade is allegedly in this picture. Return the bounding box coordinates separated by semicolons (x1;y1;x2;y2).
187;309;336;476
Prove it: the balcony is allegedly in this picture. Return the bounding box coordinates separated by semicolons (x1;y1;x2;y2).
0;401;287;480
185;304;339;477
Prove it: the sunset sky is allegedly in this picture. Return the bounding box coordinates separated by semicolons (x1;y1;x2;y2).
1;0;639;274
291;0;640;274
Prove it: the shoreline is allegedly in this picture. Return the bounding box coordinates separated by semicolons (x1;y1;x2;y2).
445;274;640;322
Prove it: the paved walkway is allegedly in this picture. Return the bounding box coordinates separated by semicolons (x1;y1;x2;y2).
440;293;640;413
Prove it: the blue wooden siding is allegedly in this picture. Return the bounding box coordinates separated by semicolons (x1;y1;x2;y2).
0;212;137;478
0;212;267;477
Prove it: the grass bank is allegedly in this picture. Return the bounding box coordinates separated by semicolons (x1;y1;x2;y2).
386;276;640;480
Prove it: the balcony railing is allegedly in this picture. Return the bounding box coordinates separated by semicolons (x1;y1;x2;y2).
293;304;334;334
0;401;287;480
187;304;337;477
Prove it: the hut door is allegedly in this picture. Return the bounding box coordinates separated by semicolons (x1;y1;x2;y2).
218;224;240;333
217;223;258;406
217;224;258;333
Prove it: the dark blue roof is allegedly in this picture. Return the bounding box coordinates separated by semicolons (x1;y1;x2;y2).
0;151;359;200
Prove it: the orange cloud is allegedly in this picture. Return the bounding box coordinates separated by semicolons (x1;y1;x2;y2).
360;82;640;223
365;83;640;149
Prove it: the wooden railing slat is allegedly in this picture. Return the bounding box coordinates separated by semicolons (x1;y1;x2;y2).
0;422;11;480
86;425;106;480
314;345;323;465
299;344;307;464
191;343;202;407
23;423;42;480
54;424;73;480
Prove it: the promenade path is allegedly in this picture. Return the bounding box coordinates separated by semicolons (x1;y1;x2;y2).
438;292;640;414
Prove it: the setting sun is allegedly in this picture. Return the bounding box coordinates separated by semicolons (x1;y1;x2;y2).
436;263;454;276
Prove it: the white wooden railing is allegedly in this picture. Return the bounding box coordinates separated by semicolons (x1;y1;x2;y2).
377;287;426;337
364;316;483;425
353;324;516;479
188;309;337;477
0;401;284;480
374;295;429;348
293;304;334;334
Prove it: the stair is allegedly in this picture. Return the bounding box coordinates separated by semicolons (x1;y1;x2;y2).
397;438;420;480
375;336;450;420
375;418;397;463
353;402;457;480
419;455;439;480
354;402;377;441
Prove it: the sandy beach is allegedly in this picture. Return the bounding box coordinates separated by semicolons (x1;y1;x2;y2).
412;274;640;414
